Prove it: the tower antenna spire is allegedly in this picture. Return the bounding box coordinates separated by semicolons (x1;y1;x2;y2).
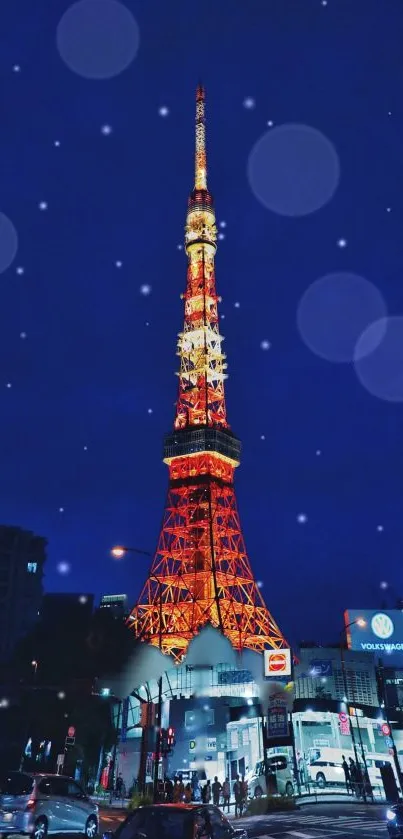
195;83;207;190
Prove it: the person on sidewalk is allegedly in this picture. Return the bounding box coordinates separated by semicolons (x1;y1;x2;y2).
233;776;242;818
205;779;212;803
222;777;230;813
212;776;221;807
341;755;351;794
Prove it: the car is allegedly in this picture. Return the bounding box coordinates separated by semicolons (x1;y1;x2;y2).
245;755;294;798
0;771;98;839
102;803;248;839
387;804;403;837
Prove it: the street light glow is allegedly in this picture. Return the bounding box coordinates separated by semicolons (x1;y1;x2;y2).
111;546;126;559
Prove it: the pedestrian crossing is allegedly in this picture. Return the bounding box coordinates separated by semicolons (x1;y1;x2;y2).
237;811;385;833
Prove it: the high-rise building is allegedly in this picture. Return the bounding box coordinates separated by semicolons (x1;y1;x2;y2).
40;592;94;630
0;525;47;661
294;646;379;707
127;87;287;661
99;593;128;619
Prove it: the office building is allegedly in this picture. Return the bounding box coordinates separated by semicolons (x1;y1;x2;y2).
0;525;47;661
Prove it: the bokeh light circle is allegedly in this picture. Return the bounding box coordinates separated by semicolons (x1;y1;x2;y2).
56;0;140;80
354;316;403;402
297;272;387;363
247;123;340;217
0;213;18;273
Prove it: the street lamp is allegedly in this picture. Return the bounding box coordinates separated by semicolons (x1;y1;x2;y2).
340;618;369;802
111;545;152;559
110;544;163;802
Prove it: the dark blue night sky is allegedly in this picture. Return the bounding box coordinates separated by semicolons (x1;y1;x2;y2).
0;0;402;647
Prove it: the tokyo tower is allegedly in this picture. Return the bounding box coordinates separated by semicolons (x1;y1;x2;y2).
127;86;287;662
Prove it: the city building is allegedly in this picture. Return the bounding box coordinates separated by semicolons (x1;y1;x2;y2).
99;593;128;619
39;592;94;630
0;525;47;662
295;646;379;706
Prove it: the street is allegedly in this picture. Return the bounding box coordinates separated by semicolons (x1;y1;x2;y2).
99;802;390;838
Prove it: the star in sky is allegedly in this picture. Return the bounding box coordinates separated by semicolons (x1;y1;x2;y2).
6;383;12;389
260;340;271;350
57;561;70;575
115;260;123;268
140;284;152;295
377;525;384;532
12;65;21;73
297;513;308;524
101;124;113;135
38;201;48;211
243;97;255;109
16;266;24;275
158;106;169;117
20;332;27;340
337;238;348;248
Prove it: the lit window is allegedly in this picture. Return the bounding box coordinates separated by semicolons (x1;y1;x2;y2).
27;562;37;573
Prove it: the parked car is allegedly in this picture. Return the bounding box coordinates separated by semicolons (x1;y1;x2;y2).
245;755;294;798
387;803;403;837
0;771;98;839
103;804;248;839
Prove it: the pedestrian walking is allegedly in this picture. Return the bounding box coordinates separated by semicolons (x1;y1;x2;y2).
222;777;230;813
348;758;359;797
205;779;212;803
164;777;173;802
212;776;221;807
341;755;351;794
115;774;124;798
240;775;248;816
184;783;192;803
233;775;242;818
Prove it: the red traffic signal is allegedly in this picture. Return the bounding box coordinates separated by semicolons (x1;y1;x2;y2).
167;727;175;747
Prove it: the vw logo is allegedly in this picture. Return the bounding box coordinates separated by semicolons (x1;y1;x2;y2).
371;612;394;640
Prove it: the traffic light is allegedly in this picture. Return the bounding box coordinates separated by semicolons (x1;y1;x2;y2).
167;727;175;748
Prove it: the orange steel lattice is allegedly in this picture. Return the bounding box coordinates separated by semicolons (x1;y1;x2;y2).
127;86;287;661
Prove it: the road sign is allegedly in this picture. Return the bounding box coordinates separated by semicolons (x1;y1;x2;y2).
338;712;348;723
381;723;391;737
67;726;75;738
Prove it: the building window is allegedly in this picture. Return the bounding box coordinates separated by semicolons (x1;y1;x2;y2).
27;562;37;574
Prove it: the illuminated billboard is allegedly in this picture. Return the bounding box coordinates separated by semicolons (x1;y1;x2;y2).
345;609;403;662
264;648;292;677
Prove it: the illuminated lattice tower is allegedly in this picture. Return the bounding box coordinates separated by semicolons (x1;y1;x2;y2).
128;86;287;661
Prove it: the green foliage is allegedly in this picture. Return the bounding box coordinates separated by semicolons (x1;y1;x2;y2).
246;796;296;816
128;791;153;811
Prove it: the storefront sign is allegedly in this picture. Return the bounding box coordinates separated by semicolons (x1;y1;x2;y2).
264;648;292;677
338;712;350;736
206;738;216;752
310;660;333;677
267;703;289;739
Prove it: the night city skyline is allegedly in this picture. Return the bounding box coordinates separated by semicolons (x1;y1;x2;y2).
0;0;402;650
